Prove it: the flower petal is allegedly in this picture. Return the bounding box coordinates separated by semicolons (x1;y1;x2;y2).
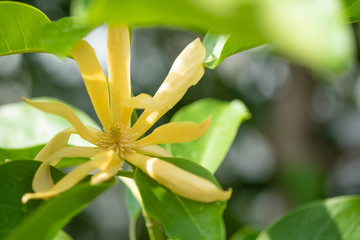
35;127;75;161
131;38;205;137
22;161;96;203
134;117;211;147
32;162;54;193
91;150;124;185
107;23;132;126
23;98;101;145
71;40;112;129
134;145;172;157
32;146;98;193
125;152;231;202
122;93;157;109
33;128;76;193
42;146;98;166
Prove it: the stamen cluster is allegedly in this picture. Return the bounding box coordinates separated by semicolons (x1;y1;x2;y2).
100;123;135;158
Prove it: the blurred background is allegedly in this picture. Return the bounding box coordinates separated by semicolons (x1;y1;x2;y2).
1;0;360;239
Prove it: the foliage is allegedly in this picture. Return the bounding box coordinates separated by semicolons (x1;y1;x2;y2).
257;196;360;240
0;0;360;239
136;157;227;240
166;98;250;173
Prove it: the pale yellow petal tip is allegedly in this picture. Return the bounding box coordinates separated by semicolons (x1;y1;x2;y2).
21;193;35;204
192;187;232;203
90;172;112;185
220;187;232;201
22;191;58;204
193;37;206;55
21;97;41;108
21;97;30;103
201;116;212;133
4;159;11;163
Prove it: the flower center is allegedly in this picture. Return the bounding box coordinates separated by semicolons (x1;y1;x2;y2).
99;123;135;158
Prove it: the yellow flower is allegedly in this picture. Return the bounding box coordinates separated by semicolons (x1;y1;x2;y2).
22;23;231;204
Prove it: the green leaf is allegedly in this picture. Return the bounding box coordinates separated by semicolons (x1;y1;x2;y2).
0;2;50;56
135;157;227;240
342;0;360;23
0;160;63;239
203;33;264;69
0;144;90;169
72;0;263;39
41;17;97;57
257;195;360;240
1;160;116;240
259;0;355;71
0;145;45;165
0;97;99;149
166;98;250;173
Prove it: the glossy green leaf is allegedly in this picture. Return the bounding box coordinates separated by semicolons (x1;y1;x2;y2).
72;0;263;39
257;195;360;240
0;160;63;239
0;2;50;56
135;157;227;240
0;98;99;149
203;33;264;69
1;160;116;240
166;98;250;173
41;17;97;57
342;0;360;23
259;0;354;71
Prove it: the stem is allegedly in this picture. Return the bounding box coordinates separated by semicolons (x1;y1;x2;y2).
143;211;165;240
129;218;137;240
119;176;165;239
116;170;134;178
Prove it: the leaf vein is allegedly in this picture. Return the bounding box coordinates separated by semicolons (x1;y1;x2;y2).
174;194;206;237
0;30;11;51
342;0;360;16
14;13;28;50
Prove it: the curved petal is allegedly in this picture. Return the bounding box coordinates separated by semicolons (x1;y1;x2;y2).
33;127;76;193
131;38;205;137
134;117;211;146
32;162;54;193
71;40;112;129
33;127;97;193
134;145;172;157
125;152;231;203
32;146;98;193
23;98;101;145
90;150;124;185
107;23;132;126
35;127;76;161
43;146;98;166
22;161;96;203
